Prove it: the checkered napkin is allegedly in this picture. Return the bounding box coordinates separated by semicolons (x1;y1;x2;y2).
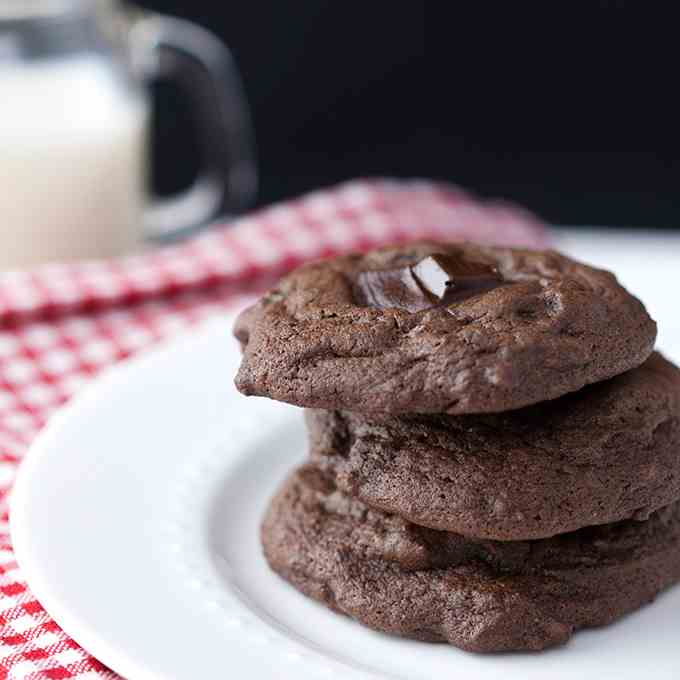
0;179;546;679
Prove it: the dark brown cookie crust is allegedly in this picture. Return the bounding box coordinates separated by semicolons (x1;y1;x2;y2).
308;353;680;540
234;241;656;415
262;464;680;652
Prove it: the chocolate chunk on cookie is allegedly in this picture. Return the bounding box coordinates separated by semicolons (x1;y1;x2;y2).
234;241;656;414
308;353;680;540
262;464;680;652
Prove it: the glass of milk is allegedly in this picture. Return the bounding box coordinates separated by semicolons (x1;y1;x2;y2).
0;0;257;269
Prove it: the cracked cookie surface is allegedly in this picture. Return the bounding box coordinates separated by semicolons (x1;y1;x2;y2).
262;464;680;652
234;241;656;414
307;353;680;539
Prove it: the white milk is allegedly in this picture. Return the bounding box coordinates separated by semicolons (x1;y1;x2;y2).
0;56;149;269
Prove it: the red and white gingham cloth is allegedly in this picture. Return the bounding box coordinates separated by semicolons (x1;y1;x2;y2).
0;179;546;679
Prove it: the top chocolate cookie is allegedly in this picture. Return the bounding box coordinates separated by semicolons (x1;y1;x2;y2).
234;241;656;414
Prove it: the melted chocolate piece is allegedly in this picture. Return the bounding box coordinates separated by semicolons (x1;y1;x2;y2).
356;253;506;312
355;266;427;312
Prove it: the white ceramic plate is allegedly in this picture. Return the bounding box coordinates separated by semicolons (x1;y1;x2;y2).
10;233;680;680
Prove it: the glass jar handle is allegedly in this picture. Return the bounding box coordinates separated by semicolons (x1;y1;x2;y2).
129;14;257;240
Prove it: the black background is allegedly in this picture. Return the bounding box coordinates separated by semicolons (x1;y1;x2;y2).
140;1;679;229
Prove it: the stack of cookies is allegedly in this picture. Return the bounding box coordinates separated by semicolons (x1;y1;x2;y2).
234;241;680;652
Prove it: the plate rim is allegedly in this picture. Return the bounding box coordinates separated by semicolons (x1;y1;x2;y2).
9;315;238;680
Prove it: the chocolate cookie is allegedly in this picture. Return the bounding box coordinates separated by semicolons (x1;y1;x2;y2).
234;241;656;414
308;352;680;540
262;464;680;652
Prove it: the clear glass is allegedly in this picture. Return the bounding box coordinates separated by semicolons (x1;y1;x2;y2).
0;0;256;268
